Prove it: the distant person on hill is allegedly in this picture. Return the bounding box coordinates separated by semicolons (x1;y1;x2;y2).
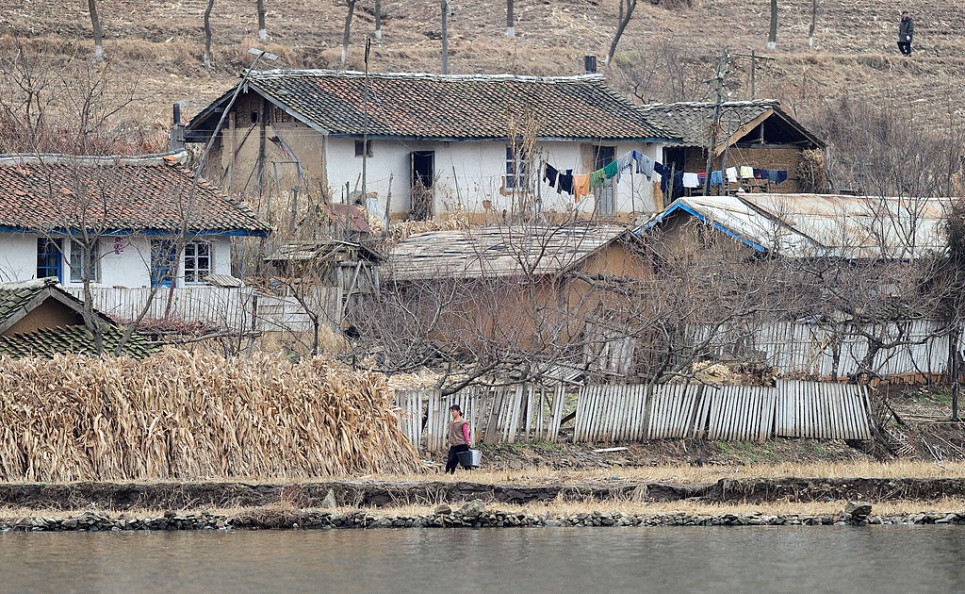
898;11;915;55
445;404;471;474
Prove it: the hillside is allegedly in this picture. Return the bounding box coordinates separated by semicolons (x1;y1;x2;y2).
1;0;964;148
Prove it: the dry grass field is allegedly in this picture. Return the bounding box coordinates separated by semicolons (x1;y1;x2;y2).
1;0;963;135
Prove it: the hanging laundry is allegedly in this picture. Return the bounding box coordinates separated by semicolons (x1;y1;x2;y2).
543;163;559;188
726;167;739;183
617;152;634;172
740;166;754;179
603;160;620;180
634;151;656;179
753;168;767;179
573;174;590;201
557;169;574;194
767;170;788;184
697;172;706;185
590;169;607;189
682;172;700;188
710;170;724;186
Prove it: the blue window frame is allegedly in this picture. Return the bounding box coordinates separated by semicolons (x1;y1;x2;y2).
37;238;63;282
150;240;178;288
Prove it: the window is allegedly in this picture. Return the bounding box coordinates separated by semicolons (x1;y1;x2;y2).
505;145;528;190
183;242;212;284
150;240;178;288
354;140;373;157
36;238;63;282
69;240;99;283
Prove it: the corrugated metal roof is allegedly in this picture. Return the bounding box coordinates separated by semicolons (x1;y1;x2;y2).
384;225;629;281
640;193;951;259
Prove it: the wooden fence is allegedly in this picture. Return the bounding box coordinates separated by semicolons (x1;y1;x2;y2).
397;380;872;451
65;285;341;333
394;385;567;452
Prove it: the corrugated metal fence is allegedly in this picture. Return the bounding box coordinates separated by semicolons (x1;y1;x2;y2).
397;380;872;451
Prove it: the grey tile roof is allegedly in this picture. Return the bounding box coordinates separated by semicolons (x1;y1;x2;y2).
384;225;630;281
639;100;823;148
0;153;271;235
189;71;677;141
0;278;52;331
0;324;158;359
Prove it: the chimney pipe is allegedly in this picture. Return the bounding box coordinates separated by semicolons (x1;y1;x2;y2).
169;102;186;152
584;56;597;74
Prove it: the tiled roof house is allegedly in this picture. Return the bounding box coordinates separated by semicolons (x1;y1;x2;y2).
0;278;156;358
0;151;270;290
186;70;680;221
640;100;826;196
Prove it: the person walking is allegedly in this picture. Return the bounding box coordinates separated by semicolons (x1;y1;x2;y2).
444;404;471;474
897;11;915;55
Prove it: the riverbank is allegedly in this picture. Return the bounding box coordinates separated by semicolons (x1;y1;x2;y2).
5;501;965;532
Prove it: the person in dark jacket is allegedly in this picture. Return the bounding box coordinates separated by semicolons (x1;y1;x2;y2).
898;12;915;55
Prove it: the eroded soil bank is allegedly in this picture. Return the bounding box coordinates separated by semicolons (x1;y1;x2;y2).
2;476;965;511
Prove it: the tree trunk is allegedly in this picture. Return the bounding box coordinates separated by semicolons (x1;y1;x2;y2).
807;0;817;49
203;0;215;69
341;0;357;66
257;0;267;41
605;0;636;67
440;0;449;74
506;0;515;37
767;0;778;49
87;0;104;61
374;0;383;41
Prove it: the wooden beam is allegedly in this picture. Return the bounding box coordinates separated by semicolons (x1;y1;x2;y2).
714;109;773;157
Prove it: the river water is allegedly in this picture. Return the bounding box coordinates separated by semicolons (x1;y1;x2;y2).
4;526;965;593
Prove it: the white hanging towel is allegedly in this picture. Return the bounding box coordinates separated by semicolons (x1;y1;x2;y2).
740;166;754;179
682;172;700;188
726;167;739;183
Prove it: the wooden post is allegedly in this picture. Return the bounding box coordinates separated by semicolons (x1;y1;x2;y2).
440;0;450;74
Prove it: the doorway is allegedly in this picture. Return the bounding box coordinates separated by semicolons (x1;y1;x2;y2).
410;151;434;220
594;145;616;215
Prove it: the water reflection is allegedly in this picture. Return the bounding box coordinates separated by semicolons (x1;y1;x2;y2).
3;526;965;593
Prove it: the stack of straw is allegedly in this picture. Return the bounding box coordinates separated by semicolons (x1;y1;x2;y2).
0;350;420;481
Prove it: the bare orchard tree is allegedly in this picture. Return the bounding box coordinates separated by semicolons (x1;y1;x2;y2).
767;0;778;49
257;0;268;42
87;0;105;61
506;0;515;37
341;0;358;66
374;0;383;41
204;0;216;70
606;0;637;67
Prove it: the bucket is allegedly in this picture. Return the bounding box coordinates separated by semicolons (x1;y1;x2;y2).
457;449;481;469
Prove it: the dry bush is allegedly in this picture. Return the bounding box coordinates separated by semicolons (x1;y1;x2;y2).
0;350;419;482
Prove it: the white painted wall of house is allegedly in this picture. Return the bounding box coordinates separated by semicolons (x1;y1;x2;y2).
324;138;665;219
0;233;232;288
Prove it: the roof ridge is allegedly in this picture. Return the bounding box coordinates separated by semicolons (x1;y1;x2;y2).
247;69;606;83
0;151;189;167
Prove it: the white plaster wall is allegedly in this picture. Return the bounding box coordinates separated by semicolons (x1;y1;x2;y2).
324;138;664;219
0;234;38;282
0;233;233;288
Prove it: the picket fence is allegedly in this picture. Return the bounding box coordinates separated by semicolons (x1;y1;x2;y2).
396;380;872;451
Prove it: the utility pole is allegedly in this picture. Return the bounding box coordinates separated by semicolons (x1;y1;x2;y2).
734;50;774;100
440;0;450;74
362;37;371;207
702;50;729;197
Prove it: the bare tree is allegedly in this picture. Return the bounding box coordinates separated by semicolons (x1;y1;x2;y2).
767;0;778;50
374;0;383;41
257;0;268;42
606;0;637;67
506;0;515;38
87;0;105;61
440;0;449;74
204;0;216;70
807;0;818;49
341;0;358;66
